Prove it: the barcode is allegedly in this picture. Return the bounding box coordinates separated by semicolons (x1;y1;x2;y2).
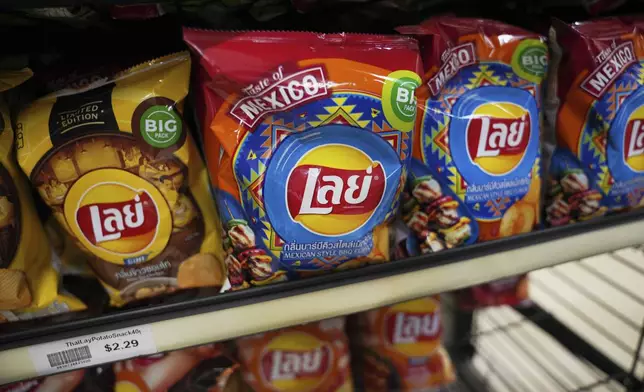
46;346;92;368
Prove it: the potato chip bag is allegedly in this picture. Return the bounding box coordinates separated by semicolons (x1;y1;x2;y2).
546;18;644;226
114;344;243;392
398;17;546;246
184;30;422;289
397;17;545;308
349;296;455;391
0;369;88;392
0;69;64;312
17;53;226;306
235;317;353;392
455;275;530;310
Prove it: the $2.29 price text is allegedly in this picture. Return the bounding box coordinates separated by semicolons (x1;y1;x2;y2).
104;339;139;352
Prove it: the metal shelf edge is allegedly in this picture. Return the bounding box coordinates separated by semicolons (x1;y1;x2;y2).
1;216;643;384
151;217;644;350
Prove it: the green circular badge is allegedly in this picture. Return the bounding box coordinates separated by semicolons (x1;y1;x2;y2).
382;70;421;133
140;105;182;148
512;39;548;84
392;78;418;119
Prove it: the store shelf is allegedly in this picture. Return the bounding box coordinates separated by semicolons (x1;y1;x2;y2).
528;249;644;386
451;247;644;391
457;306;629;392
1;210;643;385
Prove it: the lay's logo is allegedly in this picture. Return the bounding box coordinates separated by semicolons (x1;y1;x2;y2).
385;311;441;345
625;117;644;172
259;332;332;391
64;169;172;265
606;91;644;182
381;297;442;357
466;102;531;175
262;346;331;382
285;144;386;236
77;191;158;247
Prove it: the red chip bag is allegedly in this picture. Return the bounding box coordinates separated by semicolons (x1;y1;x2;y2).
546;18;644;227
235;318;353;392
0;370;86;392
398;17;546;309
398;16;546;250
456;275;530;310
184;30;422;289
349;296;455;391
114;344;242;392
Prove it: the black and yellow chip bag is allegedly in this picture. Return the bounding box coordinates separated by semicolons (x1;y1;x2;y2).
17;53;226;306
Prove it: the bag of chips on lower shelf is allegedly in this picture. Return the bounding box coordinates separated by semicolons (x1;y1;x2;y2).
0;369;91;392
235;317;353;391
455;275;530;310
114;343;243;392
184;30;422;289
349;296;455;391
1;344;242;392
16;52;226;306
545;18;644;226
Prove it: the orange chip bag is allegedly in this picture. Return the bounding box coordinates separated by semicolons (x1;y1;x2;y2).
0;370;88;392
235;317;353;392
546;18;644;226
398;16;547;246
184;30;422;289
114;344;243;392
396;17;547;309
350;296;455;391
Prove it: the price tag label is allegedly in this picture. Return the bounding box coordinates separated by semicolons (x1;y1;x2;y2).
28;325;157;376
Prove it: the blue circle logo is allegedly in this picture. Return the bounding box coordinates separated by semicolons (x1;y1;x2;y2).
264;125;402;243
448;86;539;185
607;86;644;181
